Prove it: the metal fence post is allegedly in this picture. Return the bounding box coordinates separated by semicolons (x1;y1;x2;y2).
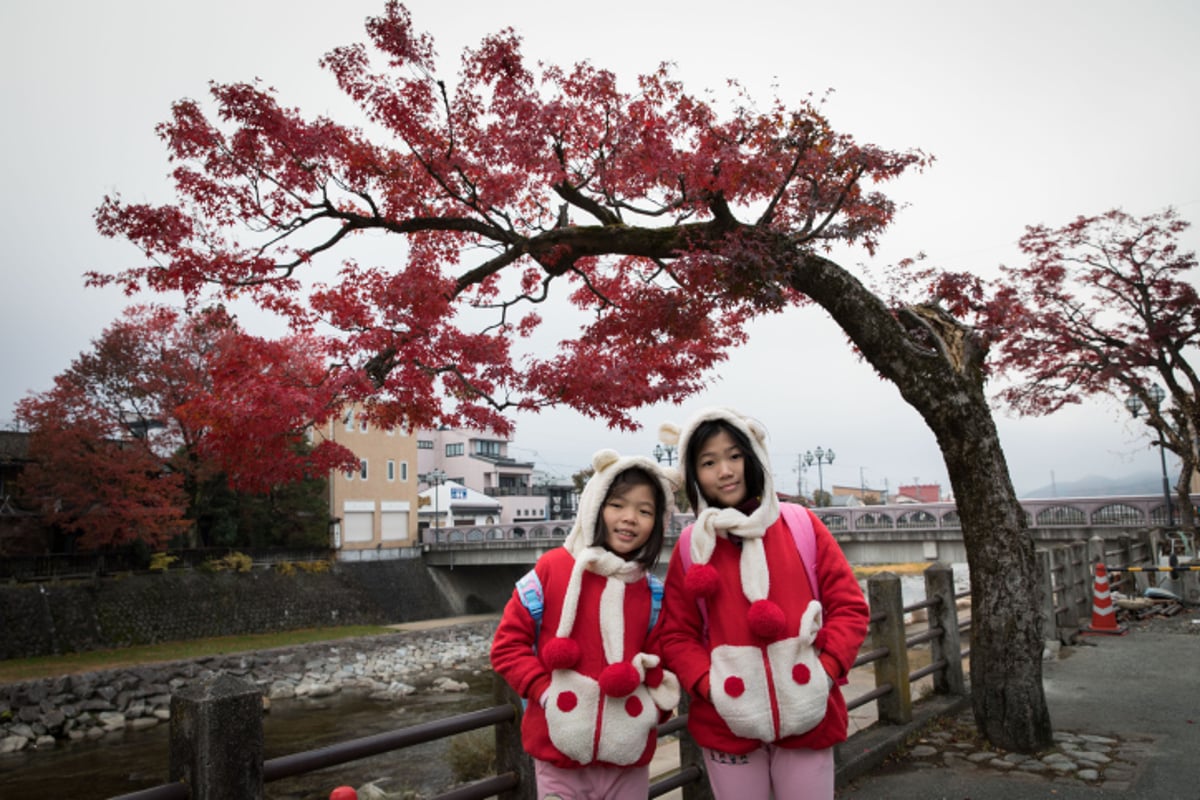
493;676;536;800
922;563;965;696
867;572;911;724
169;673;264;800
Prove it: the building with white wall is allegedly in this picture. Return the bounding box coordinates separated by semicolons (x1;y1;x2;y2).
415;426;552;524
317;407;419;560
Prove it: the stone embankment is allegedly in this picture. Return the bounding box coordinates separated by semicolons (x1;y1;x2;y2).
0;619;497;755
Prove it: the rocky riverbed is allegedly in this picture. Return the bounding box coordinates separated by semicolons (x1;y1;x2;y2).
0;618;499;756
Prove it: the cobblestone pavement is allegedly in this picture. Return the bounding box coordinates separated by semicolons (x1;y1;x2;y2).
882;708;1149;792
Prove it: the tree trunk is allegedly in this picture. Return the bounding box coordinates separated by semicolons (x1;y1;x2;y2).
787;250;1054;752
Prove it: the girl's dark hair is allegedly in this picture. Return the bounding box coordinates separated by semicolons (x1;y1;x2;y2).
684;418;766;510
591;466;667;569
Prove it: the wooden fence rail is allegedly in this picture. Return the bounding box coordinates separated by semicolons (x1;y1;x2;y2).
107;563;974;800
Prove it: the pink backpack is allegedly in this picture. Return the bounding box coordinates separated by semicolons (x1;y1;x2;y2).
677;502;819;635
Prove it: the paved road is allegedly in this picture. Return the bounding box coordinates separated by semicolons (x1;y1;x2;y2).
835;623;1200;799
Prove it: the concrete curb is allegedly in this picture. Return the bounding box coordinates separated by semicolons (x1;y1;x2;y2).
834;693;972;787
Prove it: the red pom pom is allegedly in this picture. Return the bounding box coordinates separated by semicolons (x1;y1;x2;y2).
330;787;358;800
599;662;641;697
724;675;746;698
813;628;828;652
542;637;581;670
792;663;812;685
644;664;664;688
747;599;787;641
557;691;578;712
685;563;720;598
624;695;644;718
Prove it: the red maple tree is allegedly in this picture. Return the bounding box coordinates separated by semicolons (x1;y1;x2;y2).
91;2;1052;750
992;208;1199;530
16;306;356;550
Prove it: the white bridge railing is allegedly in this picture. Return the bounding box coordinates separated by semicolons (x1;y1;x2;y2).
422;494;1197;547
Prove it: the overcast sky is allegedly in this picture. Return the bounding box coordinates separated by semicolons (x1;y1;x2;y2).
2;1;1198;498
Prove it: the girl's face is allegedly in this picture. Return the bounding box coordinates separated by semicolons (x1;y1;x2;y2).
602;482;658;558
695;429;748;507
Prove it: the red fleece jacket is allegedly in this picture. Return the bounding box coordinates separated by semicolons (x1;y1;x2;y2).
659;510;869;753
490;546;665;768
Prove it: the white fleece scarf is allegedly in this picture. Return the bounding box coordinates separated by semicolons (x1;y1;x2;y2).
690;492;781;605
554;545;646;665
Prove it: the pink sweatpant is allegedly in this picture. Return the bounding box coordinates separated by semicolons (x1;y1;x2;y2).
704;744;834;800
533;759;650;800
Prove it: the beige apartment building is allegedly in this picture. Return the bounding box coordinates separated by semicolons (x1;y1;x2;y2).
317;407;420;560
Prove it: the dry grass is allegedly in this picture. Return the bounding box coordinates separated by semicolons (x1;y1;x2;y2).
0;625;394;685
853;562;933;578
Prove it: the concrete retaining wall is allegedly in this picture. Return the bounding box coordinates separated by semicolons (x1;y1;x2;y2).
0;559;496;660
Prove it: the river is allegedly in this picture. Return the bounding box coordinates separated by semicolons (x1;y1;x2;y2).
0;662;495;800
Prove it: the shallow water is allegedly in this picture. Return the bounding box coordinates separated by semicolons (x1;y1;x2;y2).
0;665;494;800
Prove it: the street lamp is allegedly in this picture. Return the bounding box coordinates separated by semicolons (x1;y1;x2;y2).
1124;385;1174;528
804;447;835;507
653;443;677;465
424;468;447;540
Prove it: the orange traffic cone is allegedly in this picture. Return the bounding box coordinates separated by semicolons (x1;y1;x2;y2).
1081;562;1127;636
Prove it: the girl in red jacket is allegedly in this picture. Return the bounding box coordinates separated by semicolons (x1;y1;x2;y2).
491;450;682;800
658;408;869;800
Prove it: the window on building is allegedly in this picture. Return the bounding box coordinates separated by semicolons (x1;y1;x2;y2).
401;461;409;481
387;460;396;481
343;410;354;432
446;443;464;457
359;417;368;433
418;440;434;450
474;439;502;457
359;459;369;480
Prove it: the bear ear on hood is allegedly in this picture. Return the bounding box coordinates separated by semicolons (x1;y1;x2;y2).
591;449;621;472
661;466;683;492
746;417;769;446
658;422;681;448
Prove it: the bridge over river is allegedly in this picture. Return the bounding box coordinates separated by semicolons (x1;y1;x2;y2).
418;494;1194;567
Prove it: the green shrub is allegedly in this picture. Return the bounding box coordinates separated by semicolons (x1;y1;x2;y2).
149;553;178;572
202;551;254;573
447;729;495;782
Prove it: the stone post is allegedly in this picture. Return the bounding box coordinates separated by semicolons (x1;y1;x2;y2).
678;692;714;800
1117;534;1135;594
1036;549;1060;644
493;676;535;800
169;673;264;800
923;563;965;696
1068;541;1090;628
867;572;911;724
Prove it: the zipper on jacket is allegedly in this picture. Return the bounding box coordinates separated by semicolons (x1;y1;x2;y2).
592;683;605;761
761;647;781;740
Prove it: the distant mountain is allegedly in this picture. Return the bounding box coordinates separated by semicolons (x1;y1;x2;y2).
1020;472;1165;499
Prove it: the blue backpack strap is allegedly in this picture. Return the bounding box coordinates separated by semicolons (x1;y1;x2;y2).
646;572;664;631
515;568;545;641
